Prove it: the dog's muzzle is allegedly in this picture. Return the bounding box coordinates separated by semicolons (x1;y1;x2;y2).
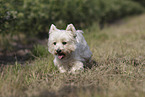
56;49;65;59
56;49;62;53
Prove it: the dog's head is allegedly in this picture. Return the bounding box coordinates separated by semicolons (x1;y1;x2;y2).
48;24;77;59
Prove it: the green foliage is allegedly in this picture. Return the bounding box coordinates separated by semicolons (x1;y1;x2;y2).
0;0;144;35
32;45;49;58
98;0;145;23
0;0;17;34
133;0;145;7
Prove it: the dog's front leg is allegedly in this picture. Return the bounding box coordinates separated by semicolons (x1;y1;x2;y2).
69;61;84;74
54;59;66;73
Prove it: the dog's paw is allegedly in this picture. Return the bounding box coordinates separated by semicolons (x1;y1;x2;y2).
69;66;84;74
58;66;67;73
59;69;66;73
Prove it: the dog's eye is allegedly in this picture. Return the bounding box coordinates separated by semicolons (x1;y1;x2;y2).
62;42;67;45
53;42;56;45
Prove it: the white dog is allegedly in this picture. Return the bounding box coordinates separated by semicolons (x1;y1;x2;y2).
48;24;92;73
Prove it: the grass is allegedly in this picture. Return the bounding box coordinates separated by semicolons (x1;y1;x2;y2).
0;14;145;97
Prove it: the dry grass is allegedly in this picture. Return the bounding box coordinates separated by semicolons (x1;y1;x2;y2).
0;14;145;97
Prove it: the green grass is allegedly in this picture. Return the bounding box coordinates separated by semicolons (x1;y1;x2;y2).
0;14;145;97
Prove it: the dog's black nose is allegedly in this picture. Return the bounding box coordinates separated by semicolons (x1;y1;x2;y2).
56;49;61;53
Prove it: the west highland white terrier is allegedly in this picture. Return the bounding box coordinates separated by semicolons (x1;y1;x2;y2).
48;24;92;73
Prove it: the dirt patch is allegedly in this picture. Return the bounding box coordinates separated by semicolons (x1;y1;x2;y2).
0;36;48;65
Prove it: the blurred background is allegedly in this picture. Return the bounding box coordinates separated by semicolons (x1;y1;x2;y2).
0;0;145;64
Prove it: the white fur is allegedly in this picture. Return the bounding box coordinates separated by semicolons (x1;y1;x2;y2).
48;24;92;73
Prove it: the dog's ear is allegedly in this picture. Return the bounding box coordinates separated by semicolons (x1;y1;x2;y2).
49;24;57;34
66;24;76;33
66;24;77;38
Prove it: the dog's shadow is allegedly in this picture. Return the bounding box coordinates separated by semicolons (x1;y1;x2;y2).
84;60;98;69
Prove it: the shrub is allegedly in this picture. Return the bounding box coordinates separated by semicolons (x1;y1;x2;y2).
133;0;145;7
0;0;17;35
98;0;145;24
0;0;144;36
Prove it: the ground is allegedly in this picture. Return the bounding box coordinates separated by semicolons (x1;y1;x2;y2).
0;14;145;97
